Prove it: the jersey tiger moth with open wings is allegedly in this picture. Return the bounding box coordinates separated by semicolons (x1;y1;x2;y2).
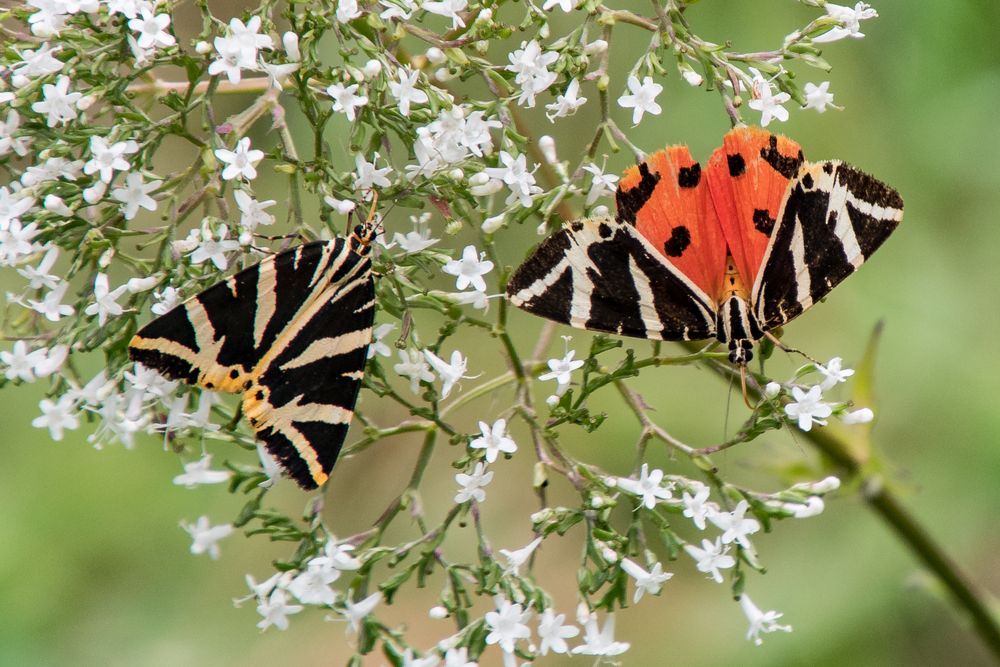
128;223;378;490
507;127;904;366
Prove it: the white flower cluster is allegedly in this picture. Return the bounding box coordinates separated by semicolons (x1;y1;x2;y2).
765;357;875;432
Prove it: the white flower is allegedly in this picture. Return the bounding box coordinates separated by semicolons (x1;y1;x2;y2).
34;344;68;377
505;40;558;107
429;606;449;619
537;608;578;655
17;245;62;290
32;394;79;440
282;31;300;60
324;540;363;571
620;558;672;603
581;163;619;206
336;0;362;22
422;0;467;29
484;597;532;653
392;222;441;253
538;345;584;396
483;151;542;207
173;454;232;487
379;0;416;20
572;612;629;656
208;35;256;83
401;650;441;667
389;66;429;116
739;594;792;645
230;15;273;51
683;537;735;583
367;323;396;359
257;444;282;487
763;381;782;398
216;137;264;181
748;67;790;127
784;385;833;431
353;153;392;193
28;281;75;321
182;516;234;559
442;245;494;292
542;0;576;12
681;484;716;530
423;349;473;399
11;42;64;78
817;356;855;390
2;340;45;382
814;2;878;43
83;135;138;183
341;591;381;635
710;499;760;550
498;535;541;576
616;463;672;509
84;273;128;326
233;190;276;231
454;462;493;503
327;82;369;121
256;589;303;631
151;286;180;315
128;9;175;49
325;196;357;215
111;173;162;220
0;111;31;157
842;407;874;424
31;75;81;126
443;647;476;667
803;81;835;113
469;418;517;463
545;79;588;121
0;219;41;266
617;75;663;125
187;225;241;270
393;349;435;393
288;558;339;605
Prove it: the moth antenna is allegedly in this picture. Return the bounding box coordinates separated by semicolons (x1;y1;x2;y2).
763;331;821;365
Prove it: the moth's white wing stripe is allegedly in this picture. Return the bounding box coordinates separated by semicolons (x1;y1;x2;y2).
789;215;812;311
253;260;278;348
280;328;373;371
629;254;665;338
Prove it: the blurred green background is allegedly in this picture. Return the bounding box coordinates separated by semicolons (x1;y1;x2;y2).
3;0;1000;665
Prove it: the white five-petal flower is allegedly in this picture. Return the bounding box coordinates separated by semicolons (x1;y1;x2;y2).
617;75;663;125
469;418;517;463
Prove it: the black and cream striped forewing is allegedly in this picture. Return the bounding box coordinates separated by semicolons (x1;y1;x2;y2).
129;240;374;489
506;216;717;341
751;161;904;330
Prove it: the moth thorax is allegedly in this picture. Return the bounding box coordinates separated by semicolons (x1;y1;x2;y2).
350;223;379;256
716;295;763;365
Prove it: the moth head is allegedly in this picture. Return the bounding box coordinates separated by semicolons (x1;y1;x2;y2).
728;339;754;365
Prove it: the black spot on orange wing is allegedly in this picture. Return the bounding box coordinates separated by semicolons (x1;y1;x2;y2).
616;162;661;225
663;225;691;257
760;135;804;179
752;209;775;235
678;163;701;188
584;227;715;341
727;153;746;177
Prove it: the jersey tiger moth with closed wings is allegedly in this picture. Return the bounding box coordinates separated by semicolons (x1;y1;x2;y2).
128;218;379;490
507;127;903;375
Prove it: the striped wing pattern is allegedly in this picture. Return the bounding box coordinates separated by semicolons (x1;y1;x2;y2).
506;215;716;341
507;131;903;364
129;240;374;489
752;161;904;330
